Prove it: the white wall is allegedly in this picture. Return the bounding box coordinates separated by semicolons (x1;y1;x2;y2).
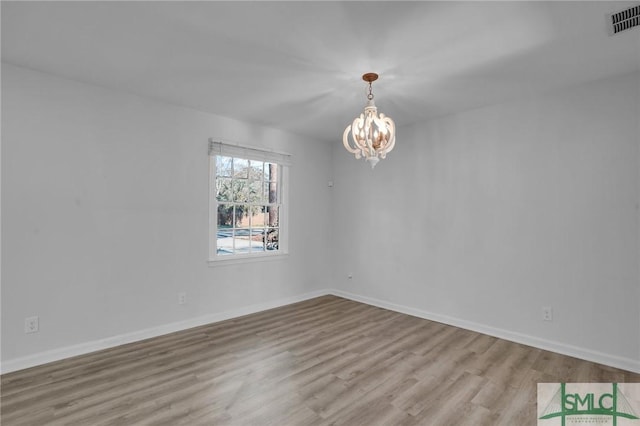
1;63;332;369
2;63;638;374
332;71;640;370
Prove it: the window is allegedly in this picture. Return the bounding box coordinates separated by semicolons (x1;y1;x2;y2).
208;140;290;262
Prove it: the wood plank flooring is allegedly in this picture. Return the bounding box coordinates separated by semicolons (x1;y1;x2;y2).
2;295;639;425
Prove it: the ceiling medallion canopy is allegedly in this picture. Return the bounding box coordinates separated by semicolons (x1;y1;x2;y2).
343;73;396;169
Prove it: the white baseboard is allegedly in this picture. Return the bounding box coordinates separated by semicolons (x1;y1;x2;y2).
0;289;327;374
3;288;638;375
327;289;640;375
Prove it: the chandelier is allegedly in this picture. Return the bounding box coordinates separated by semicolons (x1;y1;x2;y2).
343;73;396;169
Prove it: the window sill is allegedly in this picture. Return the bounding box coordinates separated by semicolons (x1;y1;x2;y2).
207;252;289;267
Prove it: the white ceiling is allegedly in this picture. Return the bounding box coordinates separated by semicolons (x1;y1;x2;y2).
2;1;639;143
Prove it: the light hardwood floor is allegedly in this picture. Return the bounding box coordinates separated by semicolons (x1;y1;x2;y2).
2;295;639;425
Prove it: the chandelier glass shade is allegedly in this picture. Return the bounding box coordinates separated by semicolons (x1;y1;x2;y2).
343;73;396;169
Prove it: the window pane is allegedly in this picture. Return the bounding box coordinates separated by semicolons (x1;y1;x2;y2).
250;228;266;252
216;156;233;177
216;178;232;202
234;228;252;254
266;206;279;227
217;204;234;228
248;180;263;203
265;163;278;182
233;158;249;179
233;180;248;202
217;228;234;255
234;207;249;228
266;228;279;251
248;206;265;227
266;180;279;204
249;160;264;180
216;205;234;256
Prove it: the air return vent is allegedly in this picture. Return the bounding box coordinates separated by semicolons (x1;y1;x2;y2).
609;5;640;34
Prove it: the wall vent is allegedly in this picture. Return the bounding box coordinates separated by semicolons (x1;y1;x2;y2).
609;5;640;34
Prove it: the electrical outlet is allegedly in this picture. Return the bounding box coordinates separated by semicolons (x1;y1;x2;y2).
542;306;553;321
25;316;39;334
178;292;187;305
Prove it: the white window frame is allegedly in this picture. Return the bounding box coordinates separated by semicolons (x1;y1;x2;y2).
208;139;290;265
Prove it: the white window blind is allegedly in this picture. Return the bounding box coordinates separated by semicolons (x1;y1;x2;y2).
208;139;292;166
